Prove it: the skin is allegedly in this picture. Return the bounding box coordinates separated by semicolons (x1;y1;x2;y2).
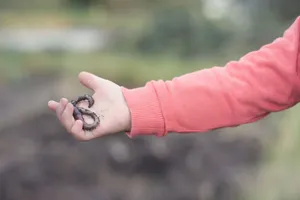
48;71;131;141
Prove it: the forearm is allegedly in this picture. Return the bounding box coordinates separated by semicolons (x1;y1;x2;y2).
122;17;300;137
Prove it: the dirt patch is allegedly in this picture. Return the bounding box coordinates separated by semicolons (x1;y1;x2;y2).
0;71;266;200
0;109;263;200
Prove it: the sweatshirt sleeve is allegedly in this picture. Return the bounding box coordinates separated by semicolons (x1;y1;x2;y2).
121;17;300;138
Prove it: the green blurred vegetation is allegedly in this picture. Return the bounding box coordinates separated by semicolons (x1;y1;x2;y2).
0;51;225;87
0;0;299;199
246;105;300;200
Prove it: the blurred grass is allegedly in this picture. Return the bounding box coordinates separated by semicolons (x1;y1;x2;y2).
0;9;149;30
0;8;221;86
0;51;225;86
246;104;300;200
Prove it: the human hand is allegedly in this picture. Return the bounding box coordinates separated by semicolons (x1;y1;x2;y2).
48;72;131;141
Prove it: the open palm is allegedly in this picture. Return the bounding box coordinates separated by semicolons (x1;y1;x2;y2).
48;72;131;141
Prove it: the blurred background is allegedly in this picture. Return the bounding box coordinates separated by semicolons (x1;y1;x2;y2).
0;0;299;200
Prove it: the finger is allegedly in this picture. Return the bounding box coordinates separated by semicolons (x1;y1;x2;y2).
70;120;93;141
70;120;84;140
48;100;59;111
61;102;75;132
56;98;68;121
78;71;105;92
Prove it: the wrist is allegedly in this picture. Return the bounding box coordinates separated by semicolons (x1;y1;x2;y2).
121;90;132;133
121;85;166;138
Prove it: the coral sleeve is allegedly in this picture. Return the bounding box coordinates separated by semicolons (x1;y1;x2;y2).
122;17;300;138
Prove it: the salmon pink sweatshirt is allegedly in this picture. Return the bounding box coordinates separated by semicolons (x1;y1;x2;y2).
122;17;300;138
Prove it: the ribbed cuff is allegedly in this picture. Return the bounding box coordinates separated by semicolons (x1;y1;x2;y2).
121;85;166;138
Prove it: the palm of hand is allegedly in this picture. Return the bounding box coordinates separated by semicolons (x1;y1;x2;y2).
48;72;131;141
87;83;130;138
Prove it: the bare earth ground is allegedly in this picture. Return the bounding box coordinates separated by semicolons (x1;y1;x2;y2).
0;71;271;200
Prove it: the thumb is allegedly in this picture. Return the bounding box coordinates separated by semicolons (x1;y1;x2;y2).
78;71;101;91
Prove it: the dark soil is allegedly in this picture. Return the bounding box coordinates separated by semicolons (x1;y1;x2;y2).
0;71;265;200
0;110;262;200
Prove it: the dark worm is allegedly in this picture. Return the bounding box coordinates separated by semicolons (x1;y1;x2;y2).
71;94;100;131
